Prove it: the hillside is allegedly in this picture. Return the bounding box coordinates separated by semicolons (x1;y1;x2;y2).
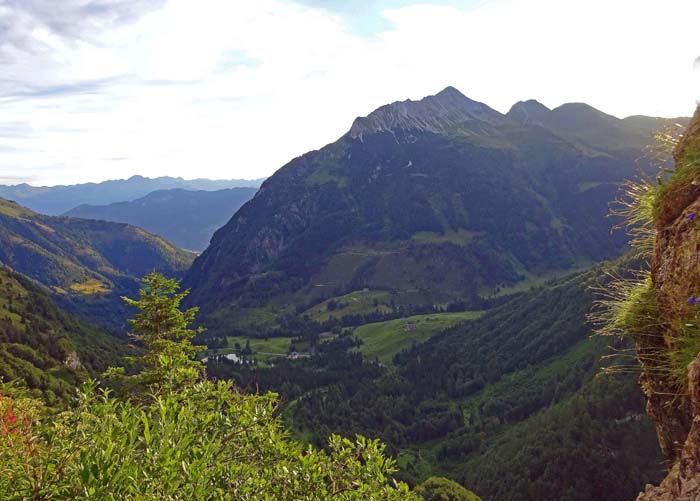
64;187;258;251
185;86;683;335
0;198;194;328
211;259;662;501
0;266;128;403
0;175;264;215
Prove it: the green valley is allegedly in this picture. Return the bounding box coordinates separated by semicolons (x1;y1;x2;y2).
2;1;695;498
0;80;693;499
213;259;663;501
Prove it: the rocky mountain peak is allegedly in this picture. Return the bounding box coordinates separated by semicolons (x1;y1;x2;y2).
347;86;506;138
506;99;551;125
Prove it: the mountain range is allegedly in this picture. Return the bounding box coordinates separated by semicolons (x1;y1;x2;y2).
184;86;684;334
0;175;264;215
0;83;692;500
64;187;258;251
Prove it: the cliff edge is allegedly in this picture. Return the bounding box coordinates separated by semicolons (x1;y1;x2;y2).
637;107;700;500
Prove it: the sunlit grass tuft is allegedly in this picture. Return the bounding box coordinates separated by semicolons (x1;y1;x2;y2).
610;179;656;257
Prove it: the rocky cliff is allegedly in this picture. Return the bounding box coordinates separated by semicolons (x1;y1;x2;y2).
634;107;700;500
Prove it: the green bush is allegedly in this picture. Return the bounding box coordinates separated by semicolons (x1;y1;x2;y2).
0;380;416;500
415;477;482;500
0;273;417;500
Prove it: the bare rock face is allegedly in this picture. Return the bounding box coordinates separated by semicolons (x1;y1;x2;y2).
348;86;506;139
639;108;700;500
64;351;82;371
638;358;700;500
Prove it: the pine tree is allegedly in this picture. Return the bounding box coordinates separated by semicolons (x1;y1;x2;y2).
105;272;204;394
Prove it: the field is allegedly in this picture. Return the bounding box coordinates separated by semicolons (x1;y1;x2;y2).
69;278;111;295
411;229;481;246
303;289;393;322
352;311;484;363
205;308;485;366
201;336;299;365
227;336;293;355
204;310;483;366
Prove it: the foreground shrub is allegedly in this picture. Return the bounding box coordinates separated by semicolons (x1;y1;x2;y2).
0;273;417;500
0;379;415;500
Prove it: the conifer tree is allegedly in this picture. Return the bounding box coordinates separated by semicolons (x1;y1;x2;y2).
105;272;204;394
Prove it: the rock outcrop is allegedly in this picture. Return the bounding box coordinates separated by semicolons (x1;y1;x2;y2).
638;107;700;500
348;86;506;139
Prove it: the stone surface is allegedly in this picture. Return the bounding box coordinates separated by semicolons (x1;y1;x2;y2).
348;86;506;139
638;108;700;500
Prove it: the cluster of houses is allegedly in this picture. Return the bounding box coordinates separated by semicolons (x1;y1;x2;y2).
201;331;345;366
201;352;253;365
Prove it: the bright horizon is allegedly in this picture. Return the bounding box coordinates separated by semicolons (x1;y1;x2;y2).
1;0;699;187
0;173;267;189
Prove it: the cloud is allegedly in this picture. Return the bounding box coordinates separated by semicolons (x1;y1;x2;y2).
0;1;166;100
0;121;34;138
0;0;165;54
0;76;128;100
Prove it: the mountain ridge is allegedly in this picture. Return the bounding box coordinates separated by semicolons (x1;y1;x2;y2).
0;197;193;328
348;86;506;139
0;175;265;215
184;86;685;335
64;187;258;251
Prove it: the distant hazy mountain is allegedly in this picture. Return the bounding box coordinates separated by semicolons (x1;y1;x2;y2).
183;86;686;334
65;188;258;251
0;175;265;215
0;198;193;328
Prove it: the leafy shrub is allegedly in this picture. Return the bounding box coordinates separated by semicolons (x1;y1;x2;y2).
0;273;417;500
415;477;482;500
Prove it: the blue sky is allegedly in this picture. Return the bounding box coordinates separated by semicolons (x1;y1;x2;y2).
0;0;699;186
292;0;489;35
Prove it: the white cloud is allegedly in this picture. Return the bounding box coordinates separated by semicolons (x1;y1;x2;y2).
0;0;698;185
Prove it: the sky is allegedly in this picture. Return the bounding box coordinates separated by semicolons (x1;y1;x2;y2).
0;0;699;186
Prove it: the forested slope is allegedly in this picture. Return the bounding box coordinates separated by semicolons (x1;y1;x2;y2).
0;266;128;403
219;260;663;500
